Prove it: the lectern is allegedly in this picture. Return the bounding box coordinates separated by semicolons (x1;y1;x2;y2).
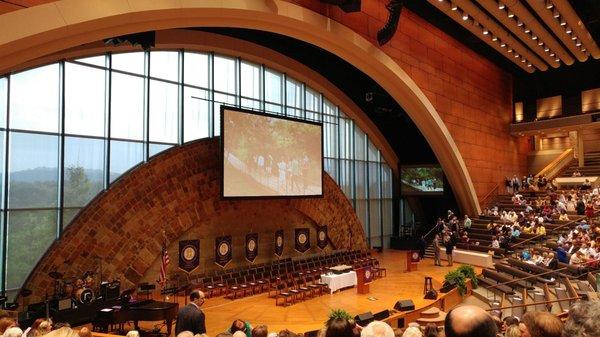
356;266;373;294
406;251;420;272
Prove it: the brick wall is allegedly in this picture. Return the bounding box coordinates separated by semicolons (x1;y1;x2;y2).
289;0;531;198
22;138;365;303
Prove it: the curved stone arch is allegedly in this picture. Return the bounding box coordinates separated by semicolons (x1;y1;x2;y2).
0;0;480;214
23;138;366;303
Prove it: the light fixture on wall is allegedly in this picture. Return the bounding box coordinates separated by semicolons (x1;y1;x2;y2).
575;40;582;47
553;9;560;18
498;0;505;10
560;18;566;26
565;26;572;34
451;2;458;11
492;36;498;41
483;28;489;35
500;41;506;47
524;27;531;33
517;20;523;27
545;0;554;9
507;11;515;18
462;11;469;20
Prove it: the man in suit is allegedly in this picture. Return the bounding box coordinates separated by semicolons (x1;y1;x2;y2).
175;290;206;335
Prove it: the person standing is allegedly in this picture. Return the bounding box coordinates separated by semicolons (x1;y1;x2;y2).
175;290;206;335
433;233;441;266
444;232;455;266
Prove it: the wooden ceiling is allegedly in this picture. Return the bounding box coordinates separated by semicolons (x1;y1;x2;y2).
0;0;55;14
427;0;600;73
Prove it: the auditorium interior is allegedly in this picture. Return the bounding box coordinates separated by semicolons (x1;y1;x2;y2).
0;1;599;337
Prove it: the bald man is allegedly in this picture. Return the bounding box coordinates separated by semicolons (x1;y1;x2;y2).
444;305;497;337
175;290;206;335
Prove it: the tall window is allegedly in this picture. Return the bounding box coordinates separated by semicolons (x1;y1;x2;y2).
0;50;394;298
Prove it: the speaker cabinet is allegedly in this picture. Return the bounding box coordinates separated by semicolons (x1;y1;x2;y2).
354;311;374;326
394;299;415;311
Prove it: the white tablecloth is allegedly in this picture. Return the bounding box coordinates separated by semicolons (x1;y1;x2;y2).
321;271;357;293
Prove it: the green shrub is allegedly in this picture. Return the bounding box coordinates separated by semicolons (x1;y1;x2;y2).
444;269;467;296
457;264;478;289
327;308;353;325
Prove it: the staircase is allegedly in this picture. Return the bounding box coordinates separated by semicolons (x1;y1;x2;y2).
562;151;600;177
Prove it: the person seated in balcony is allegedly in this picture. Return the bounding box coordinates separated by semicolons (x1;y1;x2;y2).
522;222;533;234
491;236;500;249
546;252;558;270
570;251;585;266
463;215;471;231
556;244;569;264
573;169;582;177
559;210;570;221
582;179;592;190
577;199;586;215
511;225;521;242
535;224;546;237
521;249;532;262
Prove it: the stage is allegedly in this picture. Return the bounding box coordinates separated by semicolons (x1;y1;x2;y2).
109;250;478;336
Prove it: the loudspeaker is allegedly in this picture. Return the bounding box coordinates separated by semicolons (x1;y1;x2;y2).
373;309;390;321
424;289;438;300
354;311;375;326
394;299;415;312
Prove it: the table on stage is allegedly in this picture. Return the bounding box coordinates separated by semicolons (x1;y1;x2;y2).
321;270;358;293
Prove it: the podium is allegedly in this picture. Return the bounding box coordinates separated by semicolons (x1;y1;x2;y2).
406;251;420;272
356;266;373;294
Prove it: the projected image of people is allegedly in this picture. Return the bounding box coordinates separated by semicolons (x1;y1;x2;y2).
401;167;444;194
223;108;323;197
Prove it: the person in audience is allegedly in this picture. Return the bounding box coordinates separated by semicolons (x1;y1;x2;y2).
125;331;139;337
77;328;91;337
400;328;421;337
573;169;582;177
577;199;586;215
360;321;394;337
252;326;268;337
3;327;23;337
229;320;252;337
444;305;497;337
0;318;16;335
325;319;354;337
504;325;521;337
562;300;600;337
463;215;471;231
43;328;78;337
51;324;70;330
34;321;52;337
547;252;558;269
392;329;403;337
519;312;562;337
570;251;584;266
175;290;206;335
505;176;512;194
233;331;247;337
491;236;500;249
556;244;569;264
535;224;546;237
502;317;519;332
177;332;195;337
422;324;438;337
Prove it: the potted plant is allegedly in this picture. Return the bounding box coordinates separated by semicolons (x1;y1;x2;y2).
457;264;478;289
327;308;353;324
441;269;467;295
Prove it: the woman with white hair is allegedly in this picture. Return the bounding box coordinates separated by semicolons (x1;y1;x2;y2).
360;321;394;337
3;327;23;337
400;327;422;337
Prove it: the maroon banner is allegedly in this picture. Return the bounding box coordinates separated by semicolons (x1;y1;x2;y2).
317;226;328;249
179;240;200;273
295;228;310;253
215;235;232;268
246;233;258;263
275;230;284;257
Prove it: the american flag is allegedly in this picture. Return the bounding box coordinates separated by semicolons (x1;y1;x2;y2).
158;246;170;287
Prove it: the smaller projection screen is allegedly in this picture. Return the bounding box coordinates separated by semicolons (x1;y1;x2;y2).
401;166;444;195
221;107;323;198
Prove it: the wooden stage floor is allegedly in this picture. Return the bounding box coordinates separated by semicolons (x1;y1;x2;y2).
118;250;476;335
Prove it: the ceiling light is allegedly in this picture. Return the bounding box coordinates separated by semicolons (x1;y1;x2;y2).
571;35;577;40
483;28;489;35
555;57;560;62
521;58;526;63
451;2;458;10
527;63;532;67
553;9;560;18
560;18;566;26
517;20;523;27
546;1;554;9
532;35;538;40
538;40;544;46
514;53;520;58
566;26;572;34
500;41;506;47
524;27;531;33
581;47;587;52
462;11;469;20
492;36;498;41
438;0;444;2
544;46;550;52
508;11;515;18
576;40;582;46
498;1;505;10
550;52;555;56
508;48;513;53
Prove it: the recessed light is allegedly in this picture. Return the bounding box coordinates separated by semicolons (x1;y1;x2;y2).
462;11;469;20
546;1;554;9
576;40;582;46
538;41;543;46
544;46;550;52
517;20;523;27
508;48;513;53
553;9;560;18
483;28;489;35
498;1;505;9
451;2;458;10
492;36;498;41
527;63;532;67
571;35;577;40
550;52;555;56
508;11;515;18
566;26;572;34
524;27;531;33
560;18;566;26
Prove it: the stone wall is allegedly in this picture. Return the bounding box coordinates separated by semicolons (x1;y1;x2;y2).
22;138;365;303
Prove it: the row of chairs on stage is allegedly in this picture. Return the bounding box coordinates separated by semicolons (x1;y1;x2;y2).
188;250;386;303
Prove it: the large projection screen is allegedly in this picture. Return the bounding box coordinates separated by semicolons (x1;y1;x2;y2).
221;107;323;198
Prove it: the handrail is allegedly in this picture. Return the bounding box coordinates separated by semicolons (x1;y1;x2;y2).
423;222;442;240
485;296;580;311
485;256;600;290
535;148;574;179
480;182;501;209
509;216;585;249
